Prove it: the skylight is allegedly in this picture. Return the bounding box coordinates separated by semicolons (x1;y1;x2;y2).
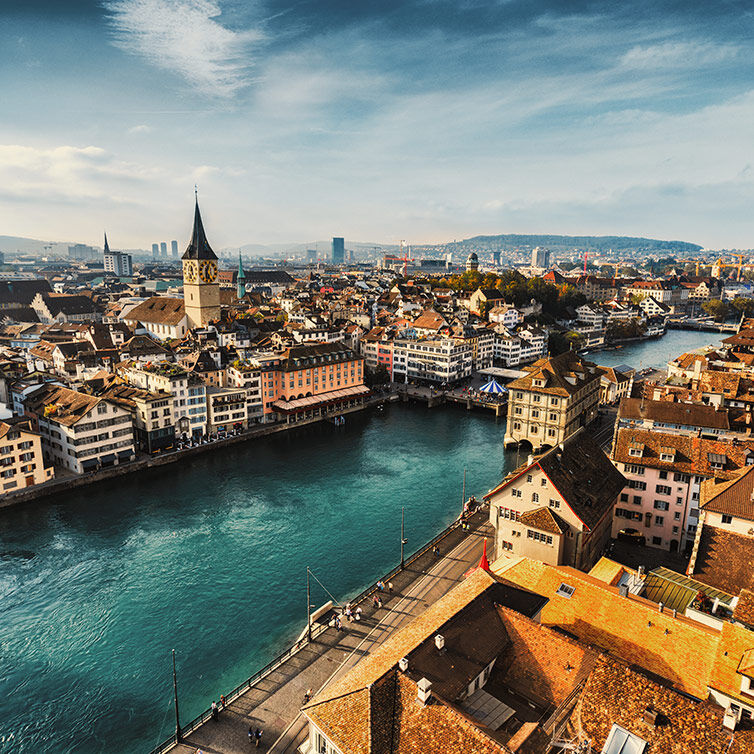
601;724;647;754
556;583;575;599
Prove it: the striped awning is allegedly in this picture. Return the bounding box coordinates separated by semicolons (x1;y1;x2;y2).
272;385;371;413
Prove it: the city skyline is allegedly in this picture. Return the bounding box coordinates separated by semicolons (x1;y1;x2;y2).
2;0;753;248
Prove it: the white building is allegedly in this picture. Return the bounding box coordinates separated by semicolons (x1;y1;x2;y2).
121;362;207;438
392;338;472;384
25;385;135;474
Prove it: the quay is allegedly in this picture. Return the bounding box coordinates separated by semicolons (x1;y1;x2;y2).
0;392;397;511
666;317;739;333
154;508;494;754
397;384;507;417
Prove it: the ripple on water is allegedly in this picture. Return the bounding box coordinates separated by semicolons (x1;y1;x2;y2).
0;406;512;753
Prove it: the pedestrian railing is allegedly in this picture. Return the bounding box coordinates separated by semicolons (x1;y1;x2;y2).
147;508;487;754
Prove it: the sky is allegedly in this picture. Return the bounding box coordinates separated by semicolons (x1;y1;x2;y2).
1;0;753;250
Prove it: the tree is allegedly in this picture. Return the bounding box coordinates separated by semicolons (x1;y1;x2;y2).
702;299;730;321
366;364;390;387
731;297;754;317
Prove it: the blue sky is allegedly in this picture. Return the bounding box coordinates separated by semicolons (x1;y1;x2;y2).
1;0;753;249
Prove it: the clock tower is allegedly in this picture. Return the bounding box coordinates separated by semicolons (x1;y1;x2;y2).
182;197;221;328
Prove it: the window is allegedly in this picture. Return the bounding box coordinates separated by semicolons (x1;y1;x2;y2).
624;464;645;475
527;475;532;483
658;470;668;480
549;413;557;421
655;515;664;525
654;500;669;511
97;404;107;415
531;410;539;418
652;536;662;546
676;497;683;505
628;480;646;490
722;514;733;524
540;478;547;487
532;493;539;503
556;583;574;598
620;493;629;502
655;485;671;496
512;489;522;498
549;499;560;508
674;473;690;483
628;447;642;457
672;526;679;534
674;512;681;520
633;496;642;505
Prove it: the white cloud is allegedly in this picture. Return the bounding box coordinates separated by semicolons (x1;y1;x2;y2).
620;40;739;70
103;0;264;97
0;144;157;204
128;124;152;134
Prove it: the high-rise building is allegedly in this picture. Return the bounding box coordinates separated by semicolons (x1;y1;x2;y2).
103;234;133;277
531;247;550;268
332;237;345;264
306;249;317;263
492;250;501;266
171;240;178;258
67;244;98;261
160;242;168;258
152;243;159;259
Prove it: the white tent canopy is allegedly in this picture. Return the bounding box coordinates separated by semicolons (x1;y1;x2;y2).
479;379;507;395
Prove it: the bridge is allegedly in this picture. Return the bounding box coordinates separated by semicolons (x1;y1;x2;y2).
666;318;739;333
150;509;493;754
396;384;507;417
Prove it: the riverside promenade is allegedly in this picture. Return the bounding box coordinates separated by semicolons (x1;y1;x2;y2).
160;508;494;754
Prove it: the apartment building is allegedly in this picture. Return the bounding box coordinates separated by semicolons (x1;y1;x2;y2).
487;429;625;569
0;418;54;492
103;383;175;453
392;338;472;384
504;351;600;450
611;402;754;553
226;363;264;424
206;387;248;432
121;362;207;438
25;384;135;473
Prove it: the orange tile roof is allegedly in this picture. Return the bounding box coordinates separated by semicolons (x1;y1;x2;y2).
701;465;754;521
494;558;719;699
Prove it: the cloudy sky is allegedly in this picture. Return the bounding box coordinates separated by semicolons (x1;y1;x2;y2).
2;0;753;249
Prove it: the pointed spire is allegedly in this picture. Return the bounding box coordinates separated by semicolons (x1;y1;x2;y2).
182;193;217;261
104;232;110;253
238;251;245;281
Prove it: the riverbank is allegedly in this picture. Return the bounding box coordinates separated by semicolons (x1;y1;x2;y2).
0;393;395;511
0;404;511;754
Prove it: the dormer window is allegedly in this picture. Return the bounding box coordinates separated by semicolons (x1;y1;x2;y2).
659;447;675;463
533;378;545;387
628;442;644;458
708;452;727;470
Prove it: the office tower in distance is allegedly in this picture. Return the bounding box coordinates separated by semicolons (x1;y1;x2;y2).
103;234;133;276
171;240;178;258
531;247;550;268
152;243;159;259
306;249;317;263
160;242;167;258
68;244;98;260
492;250;501;266
332;237;345;264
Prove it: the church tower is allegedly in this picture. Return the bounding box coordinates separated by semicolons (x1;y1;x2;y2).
237;252;246;299
182;196;221;328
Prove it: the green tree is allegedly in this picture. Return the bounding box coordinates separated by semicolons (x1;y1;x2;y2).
702;299;730;321
731;297;754;317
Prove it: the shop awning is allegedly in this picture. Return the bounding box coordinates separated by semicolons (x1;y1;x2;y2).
100;453;116;464
117;450;133;461
81;459;98;470
272;385;371;413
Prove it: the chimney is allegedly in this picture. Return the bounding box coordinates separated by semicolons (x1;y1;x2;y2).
417;677;432;706
658;602;664;613
435;634;445;651
398;657;409;672
619;585;629;597
643;707;659;727
638;565;645;578
723;707;738;731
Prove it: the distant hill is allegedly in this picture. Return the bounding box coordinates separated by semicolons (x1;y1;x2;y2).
440;234;702;254
0;235;73;255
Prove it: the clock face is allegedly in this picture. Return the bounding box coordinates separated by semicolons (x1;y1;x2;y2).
199;260;217;283
183;261;198;283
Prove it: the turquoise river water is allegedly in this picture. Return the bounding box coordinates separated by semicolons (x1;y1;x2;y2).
0;329;721;753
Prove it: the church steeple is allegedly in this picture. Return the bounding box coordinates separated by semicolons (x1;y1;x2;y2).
103;232;110;253
182;195;217;261
237;252;246;299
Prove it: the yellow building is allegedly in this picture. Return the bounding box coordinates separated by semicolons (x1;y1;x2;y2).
0;418;54;492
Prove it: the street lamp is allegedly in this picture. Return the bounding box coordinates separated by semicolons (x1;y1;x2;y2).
401;507;408;568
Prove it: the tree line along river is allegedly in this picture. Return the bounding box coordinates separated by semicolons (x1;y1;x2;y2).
0;329;721;753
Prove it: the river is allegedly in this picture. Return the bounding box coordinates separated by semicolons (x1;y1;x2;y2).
0;329;722;753
588;329;722;371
